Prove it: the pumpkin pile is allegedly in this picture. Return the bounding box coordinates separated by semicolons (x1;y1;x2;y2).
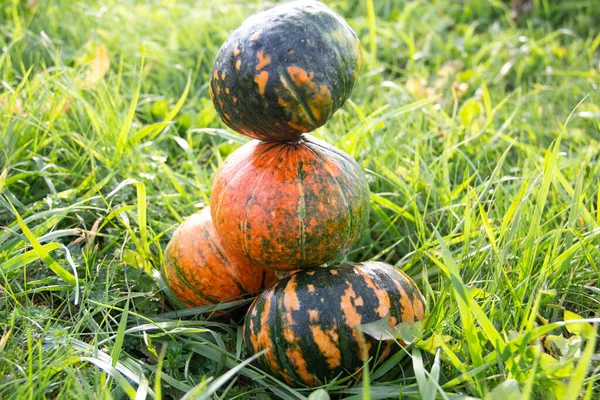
163;0;426;387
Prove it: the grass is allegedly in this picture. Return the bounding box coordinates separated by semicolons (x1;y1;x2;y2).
1;0;599;398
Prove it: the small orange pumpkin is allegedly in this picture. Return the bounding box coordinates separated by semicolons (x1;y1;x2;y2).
163;208;277;307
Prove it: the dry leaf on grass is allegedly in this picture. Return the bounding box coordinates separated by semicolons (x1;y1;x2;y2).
84;45;110;87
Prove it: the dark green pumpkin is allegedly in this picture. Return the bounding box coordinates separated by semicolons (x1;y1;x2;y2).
210;0;362;142
243;262;426;387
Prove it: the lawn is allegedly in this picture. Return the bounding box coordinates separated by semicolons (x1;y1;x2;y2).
1;0;599;398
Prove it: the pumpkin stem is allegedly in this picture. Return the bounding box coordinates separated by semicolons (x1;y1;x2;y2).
285;134;306;146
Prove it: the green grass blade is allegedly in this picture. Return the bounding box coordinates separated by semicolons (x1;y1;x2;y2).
154;344;168;400
111;298;130;368
129;73;191;145
6;198;76;286
476;194;498;254
365;0;376;62
135;376;149;400
362;356;371;400
371;193;415;221
115;57;144;158
563;325;597;400
0;242;62;274
80;357;137;400
181;350;266;400
0;168;6;193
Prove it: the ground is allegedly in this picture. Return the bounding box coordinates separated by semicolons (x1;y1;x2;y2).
0;0;599;399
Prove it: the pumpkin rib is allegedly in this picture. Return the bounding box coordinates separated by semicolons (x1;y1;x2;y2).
322;268;363;373
163;209;277;308
211;168;237;231
394;274;415;321
240;144;290;262
166;246;223;305
308;138;371;244
305;136;359;166
164;254;214;306
399;271;426;321
282;274;319;386
367;262;425;325
354;267;392;321
295;147;307;265
205;228;248;295
302;144;354;253
278;66;319;131
269;284;306;385
249;293;293;384
332;281;360;373
212;141;280;229
305;18;349;103
169;237;223;304
295;268;346;379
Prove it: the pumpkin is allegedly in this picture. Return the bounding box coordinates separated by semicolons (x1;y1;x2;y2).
163;208;277;307
210;134;370;271
209;0;362;142
243;262;426;387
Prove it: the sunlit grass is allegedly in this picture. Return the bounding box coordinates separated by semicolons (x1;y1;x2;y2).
1;0;599;398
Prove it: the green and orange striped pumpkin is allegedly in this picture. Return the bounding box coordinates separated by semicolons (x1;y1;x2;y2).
210;135;370;271
163;208;277;307
243;262;426;387
210;0;362;142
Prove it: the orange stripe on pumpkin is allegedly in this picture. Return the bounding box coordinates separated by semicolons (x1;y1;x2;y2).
310;325;341;369
356;268;391;319
255;50;271;70
254;71;269;95
340;283;371;359
285;347;316;386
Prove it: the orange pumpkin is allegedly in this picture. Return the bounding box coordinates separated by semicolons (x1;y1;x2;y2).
163;208;277;307
210;134;370;271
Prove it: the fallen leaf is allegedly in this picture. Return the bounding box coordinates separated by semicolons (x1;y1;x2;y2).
0;97;24;115
25;0;39;9
84;45;110;87
489;379;522;400
358;314;396;341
